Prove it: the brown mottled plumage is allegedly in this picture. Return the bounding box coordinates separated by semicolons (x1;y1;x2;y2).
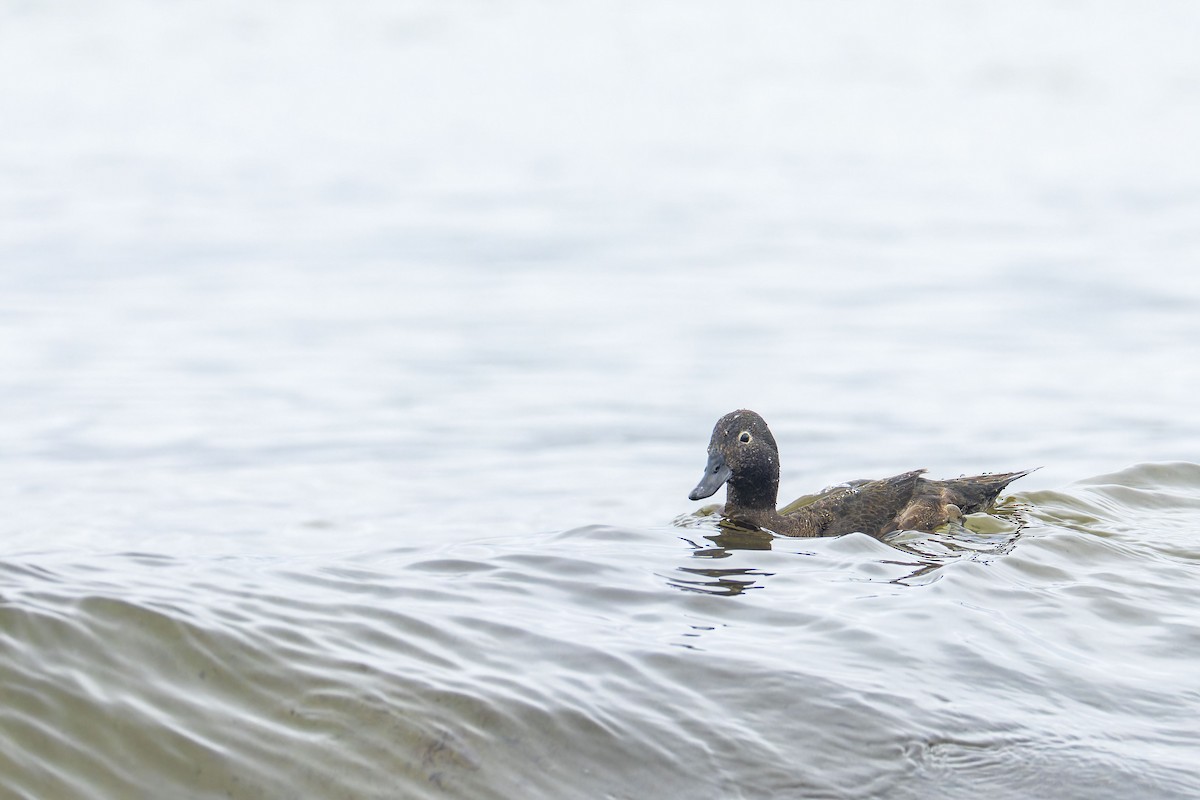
688;410;1034;537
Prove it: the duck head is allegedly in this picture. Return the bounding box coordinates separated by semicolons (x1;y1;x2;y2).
688;409;780;511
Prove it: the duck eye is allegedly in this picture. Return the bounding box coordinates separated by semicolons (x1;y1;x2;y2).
739;431;752;444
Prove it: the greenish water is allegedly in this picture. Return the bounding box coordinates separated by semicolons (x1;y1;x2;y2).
3;465;1199;798
3;2;1200;798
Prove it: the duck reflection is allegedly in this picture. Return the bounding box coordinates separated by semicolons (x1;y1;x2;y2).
682;524;776;558
671;521;777;594
669;566;772;596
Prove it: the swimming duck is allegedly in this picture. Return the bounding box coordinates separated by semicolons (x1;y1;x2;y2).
688;409;1034;537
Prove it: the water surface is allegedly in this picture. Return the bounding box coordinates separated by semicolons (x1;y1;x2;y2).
2;2;1200;798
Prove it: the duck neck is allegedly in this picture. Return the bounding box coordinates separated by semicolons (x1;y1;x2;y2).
726;461;779;513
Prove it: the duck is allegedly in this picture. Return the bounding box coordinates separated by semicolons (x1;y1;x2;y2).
688;409;1034;537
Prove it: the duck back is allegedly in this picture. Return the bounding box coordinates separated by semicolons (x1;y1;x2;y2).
781;469;927;537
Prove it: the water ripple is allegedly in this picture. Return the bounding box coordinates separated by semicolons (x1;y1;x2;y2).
3;464;1200;798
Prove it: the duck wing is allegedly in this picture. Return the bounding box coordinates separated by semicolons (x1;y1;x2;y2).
777;479;874;515
786;469;927;537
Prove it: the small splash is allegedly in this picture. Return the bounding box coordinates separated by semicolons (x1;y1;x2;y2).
670;494;1032;588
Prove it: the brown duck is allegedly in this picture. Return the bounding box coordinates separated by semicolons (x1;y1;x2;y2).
688;409;1034;537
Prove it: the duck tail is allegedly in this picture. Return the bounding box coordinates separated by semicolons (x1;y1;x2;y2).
930;467;1040;514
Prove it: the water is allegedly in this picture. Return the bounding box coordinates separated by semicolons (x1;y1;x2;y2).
3;2;1200;798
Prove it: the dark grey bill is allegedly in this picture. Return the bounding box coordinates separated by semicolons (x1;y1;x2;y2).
689;449;732;501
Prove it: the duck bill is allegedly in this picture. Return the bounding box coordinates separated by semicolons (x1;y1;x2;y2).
689;450;733;500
